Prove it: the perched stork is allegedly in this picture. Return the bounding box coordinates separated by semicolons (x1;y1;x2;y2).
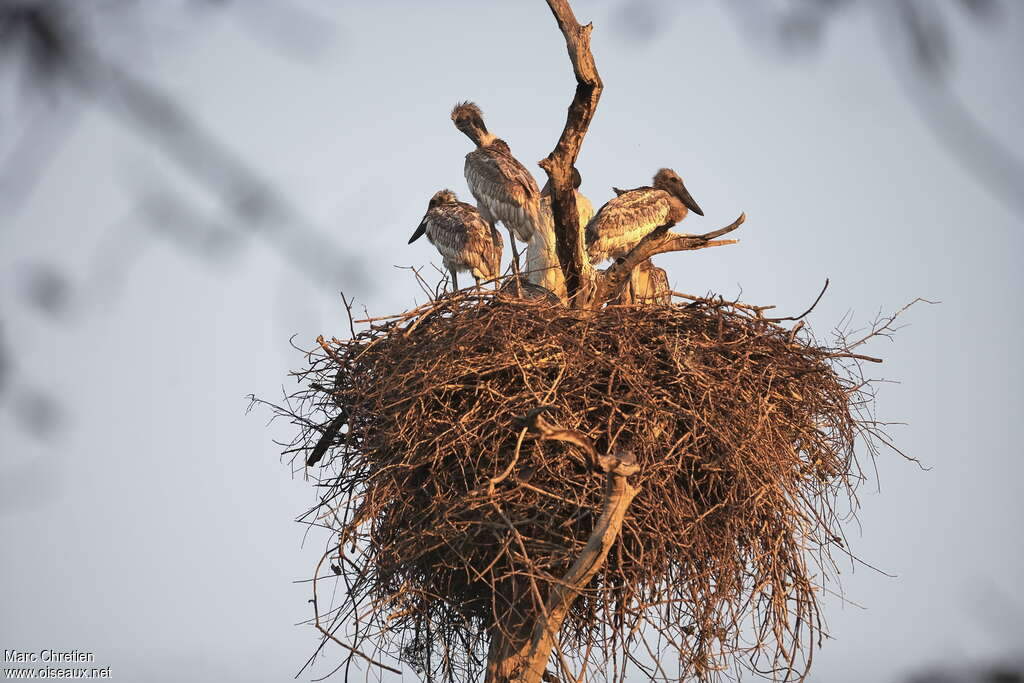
409;189;502;291
524;167;595;294
540;167;595;232
630;259;671;304
451;102;540;268
498;276;562;304
586;168;703;263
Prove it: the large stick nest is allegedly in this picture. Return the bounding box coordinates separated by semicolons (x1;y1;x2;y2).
276;289;892;682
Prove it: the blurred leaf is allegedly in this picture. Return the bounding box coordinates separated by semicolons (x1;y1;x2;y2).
17;262;73;317
0;2;71;85
140;191;246;263
610;0;669;44
13;388;63;439
777;11;825;52
895;0;952;79
956;0;1003;22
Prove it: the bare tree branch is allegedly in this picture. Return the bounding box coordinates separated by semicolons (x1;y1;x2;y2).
593;212;746;304
538;0;604;306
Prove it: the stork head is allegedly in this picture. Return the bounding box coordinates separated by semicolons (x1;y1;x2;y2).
540;167;583;196
409;190;458;244
451;101;494;145
429;189;458;208
653;168;703;216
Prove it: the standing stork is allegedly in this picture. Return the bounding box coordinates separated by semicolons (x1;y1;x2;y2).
526;167;595;295
451;102;540;272
409;189;503;291
629;259;671;304
586;168;703;263
540;167;594;232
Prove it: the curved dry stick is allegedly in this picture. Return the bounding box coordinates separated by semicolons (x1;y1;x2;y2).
766;278;829;323
311;550;403;676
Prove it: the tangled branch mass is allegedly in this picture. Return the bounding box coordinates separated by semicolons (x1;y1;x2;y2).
273;289;890;682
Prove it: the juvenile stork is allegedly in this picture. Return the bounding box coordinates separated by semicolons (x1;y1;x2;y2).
451;102;540;268
409;189;503;291
540;167;594;232
630;260;671;305
527;167;595;294
586;168;703;263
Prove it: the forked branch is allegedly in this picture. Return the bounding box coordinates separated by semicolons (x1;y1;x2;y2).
593;212;747;304
539;0;604;305
505;410;641;683
516;449;640;683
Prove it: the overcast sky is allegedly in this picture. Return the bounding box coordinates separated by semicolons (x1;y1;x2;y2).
1;1;1022;681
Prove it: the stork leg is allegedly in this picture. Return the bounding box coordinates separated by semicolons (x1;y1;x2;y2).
449;267;459;292
505;226;524;297
506;227;521;276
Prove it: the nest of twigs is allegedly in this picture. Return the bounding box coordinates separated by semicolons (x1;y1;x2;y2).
275;288;892;682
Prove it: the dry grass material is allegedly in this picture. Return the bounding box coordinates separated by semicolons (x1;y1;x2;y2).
271;288;904;682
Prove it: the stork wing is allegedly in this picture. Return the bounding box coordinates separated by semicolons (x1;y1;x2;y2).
585;188;672;260
427;203;503;280
540;190;595;231
425;204;470;259
465;147;539;212
575;190;595;228
464;208;503;280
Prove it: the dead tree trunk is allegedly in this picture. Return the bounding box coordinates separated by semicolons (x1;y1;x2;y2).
485;581;537;683
481;0;748;678
538;0;602;307
536;0;745;310
483;413;640;683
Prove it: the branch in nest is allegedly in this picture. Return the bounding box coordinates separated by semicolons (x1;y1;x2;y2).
594;212;747;304
538;0;604;305
517;406;598;466
510;407;640;683
516;449;639;683
306;412;346;467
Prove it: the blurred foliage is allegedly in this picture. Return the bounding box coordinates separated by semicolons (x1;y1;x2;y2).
1;0;363;442
903;662;1023;683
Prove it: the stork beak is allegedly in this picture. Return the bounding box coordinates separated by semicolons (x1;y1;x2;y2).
678;182;703;216
408;220;427;244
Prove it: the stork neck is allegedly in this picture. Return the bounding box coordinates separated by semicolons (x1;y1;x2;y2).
666;194;689;223
474;129;497;147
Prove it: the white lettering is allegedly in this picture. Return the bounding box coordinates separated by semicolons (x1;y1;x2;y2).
2;651;36;663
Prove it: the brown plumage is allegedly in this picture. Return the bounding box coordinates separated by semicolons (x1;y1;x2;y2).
498;276;562;304
630;260;671;304
409;189;502;290
452;102;541;247
539;167;594;232
586;168;703;263
522;168;595;293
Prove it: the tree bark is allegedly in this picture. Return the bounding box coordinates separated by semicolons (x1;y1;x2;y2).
538;0;603;306
485;411;640;683
485;580;537;683
514;452;640;683
592;213;746;305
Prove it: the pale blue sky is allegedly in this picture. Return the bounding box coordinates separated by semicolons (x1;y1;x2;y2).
1;2;1022;681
